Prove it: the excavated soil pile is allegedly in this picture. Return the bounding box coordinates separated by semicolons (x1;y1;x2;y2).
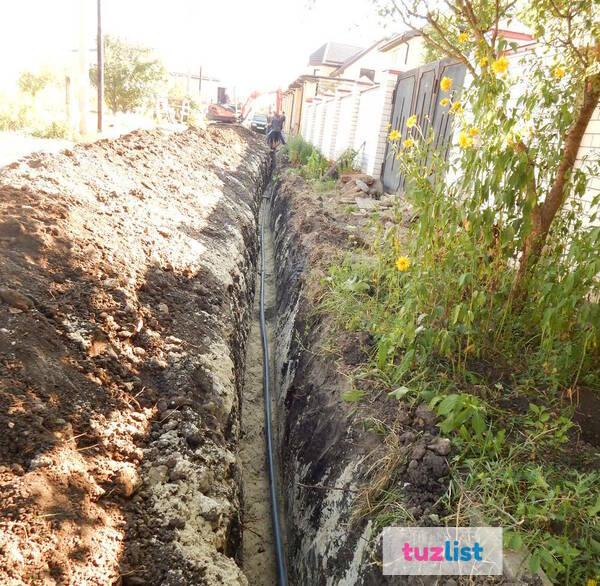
0;126;270;585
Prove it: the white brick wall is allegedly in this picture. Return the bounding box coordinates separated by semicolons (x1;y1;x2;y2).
334;93;354;158
577;105;600;225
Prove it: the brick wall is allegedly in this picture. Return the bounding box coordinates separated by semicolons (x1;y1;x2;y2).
577;105;600;226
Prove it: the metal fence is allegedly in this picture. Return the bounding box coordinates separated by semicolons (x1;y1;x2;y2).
382;59;467;193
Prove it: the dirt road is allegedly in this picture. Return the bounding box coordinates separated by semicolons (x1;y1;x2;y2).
0;126;270;585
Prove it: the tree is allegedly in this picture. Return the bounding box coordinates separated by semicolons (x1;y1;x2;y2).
379;0;599;301
18;69;55;98
90;36;167;114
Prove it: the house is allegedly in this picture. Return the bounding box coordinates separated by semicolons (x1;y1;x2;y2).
282;42;365;136
282;32;427;176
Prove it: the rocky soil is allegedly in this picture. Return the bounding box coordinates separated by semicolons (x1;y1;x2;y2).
0;126;270;585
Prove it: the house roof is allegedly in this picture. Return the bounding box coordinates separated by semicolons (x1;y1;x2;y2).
330;37;392;77
309;42;364;67
378;30;421;52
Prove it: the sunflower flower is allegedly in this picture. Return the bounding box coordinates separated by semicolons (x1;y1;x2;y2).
395;256;411;271
440;76;453;92
450;101;464;114
458;32;469;43
403;138;414;149
458;131;473;148
469;127;479;136
479;56;488;67
388;129;401;141
406;114;417;128
491;56;509;75
553;66;565;79
440;97;450;107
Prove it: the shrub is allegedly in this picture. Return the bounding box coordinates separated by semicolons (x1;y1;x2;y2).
285;135;316;167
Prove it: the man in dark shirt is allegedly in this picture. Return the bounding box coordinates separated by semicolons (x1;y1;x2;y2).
267;113;286;148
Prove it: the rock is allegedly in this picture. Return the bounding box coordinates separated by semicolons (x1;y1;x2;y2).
168;516;186;529
115;466;140;497
157;303;169;314
427;437;451;456
185;430;202;449
411;444;427;460
0;288;34;311
355;197;376;211
415;403;437;426
355;179;370;193
148;356;168;370
399;431;416;444
146;465;168;487
422;452;448;478
10;463;25;476
29;453;53;470
169;460;190;482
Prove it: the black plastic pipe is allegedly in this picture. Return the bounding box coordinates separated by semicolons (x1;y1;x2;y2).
259;190;288;586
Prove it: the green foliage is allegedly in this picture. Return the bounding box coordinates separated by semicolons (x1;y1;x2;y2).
337;148;359;174
284;135;332;184
18;68;55;98
31;120;70;139
90;36;167;113
303;149;329;180
322;0;600;580
0;99;33;131
285;134;316;167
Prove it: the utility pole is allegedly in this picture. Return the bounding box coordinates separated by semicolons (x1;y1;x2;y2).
97;0;104;133
78;0;89;136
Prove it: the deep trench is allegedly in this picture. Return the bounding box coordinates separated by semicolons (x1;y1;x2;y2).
240;179;286;585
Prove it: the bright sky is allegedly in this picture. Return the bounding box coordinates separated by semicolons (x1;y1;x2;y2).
0;0;396;94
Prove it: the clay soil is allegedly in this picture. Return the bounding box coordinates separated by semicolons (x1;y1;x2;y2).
0;126;269;585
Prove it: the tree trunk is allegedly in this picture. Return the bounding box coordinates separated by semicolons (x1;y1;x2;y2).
511;74;600;303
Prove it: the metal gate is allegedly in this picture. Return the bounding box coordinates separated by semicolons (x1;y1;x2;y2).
382;59;467;193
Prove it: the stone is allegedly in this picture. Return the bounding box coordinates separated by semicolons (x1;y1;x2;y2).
415;403;437;425
410;444;427;460
157;303;169;314
427;437;451;456
168;516;186;529
355;197;376;211
115;466;140;497
146;465;168;487
355;179;370;193
0;288;34;311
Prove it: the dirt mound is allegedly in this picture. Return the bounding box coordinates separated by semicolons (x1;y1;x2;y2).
0;126;270;585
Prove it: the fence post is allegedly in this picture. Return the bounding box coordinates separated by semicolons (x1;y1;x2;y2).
348;82;361;151
315;99;327;151
368;70;398;178
329;92;343;159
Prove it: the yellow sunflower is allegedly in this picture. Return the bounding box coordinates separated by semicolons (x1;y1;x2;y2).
553;66;565;79
458;131;473;148
388;129;401;141
395;256;411;271
406;114;418;128
440;77;453;92
491;56;509;75
403;138;414;149
440;97;450;107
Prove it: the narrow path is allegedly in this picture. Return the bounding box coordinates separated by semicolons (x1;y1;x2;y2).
240;204;278;585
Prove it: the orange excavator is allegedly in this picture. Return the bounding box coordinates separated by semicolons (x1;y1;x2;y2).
207;89;282;124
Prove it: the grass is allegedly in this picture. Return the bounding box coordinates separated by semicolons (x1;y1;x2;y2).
320;254;600;585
